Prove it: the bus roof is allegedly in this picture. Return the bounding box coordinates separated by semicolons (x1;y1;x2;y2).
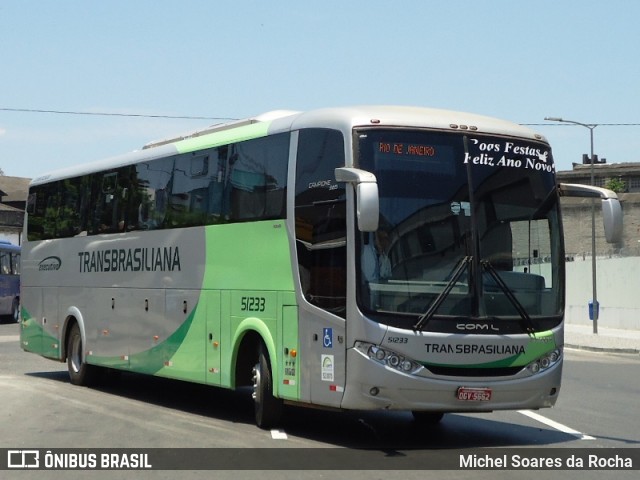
288;105;545;141
30;106;547;186
0;240;20;252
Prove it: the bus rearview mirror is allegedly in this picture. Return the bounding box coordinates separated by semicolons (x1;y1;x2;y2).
335;167;379;232
558;183;623;244
356;183;379;232
601;198;622;243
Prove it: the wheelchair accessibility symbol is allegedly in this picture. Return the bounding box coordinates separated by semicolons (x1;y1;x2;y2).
323;328;333;348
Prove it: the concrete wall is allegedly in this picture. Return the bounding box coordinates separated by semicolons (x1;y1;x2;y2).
560;193;640;331
565;256;640;330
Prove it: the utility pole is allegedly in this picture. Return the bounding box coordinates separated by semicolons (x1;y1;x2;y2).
545;117;600;334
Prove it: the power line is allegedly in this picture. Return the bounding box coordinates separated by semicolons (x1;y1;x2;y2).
0;107;237;121
3;107;640;126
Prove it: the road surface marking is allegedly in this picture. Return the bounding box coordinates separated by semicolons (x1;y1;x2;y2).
271;429;288;440
518;410;596;440
0;335;20;343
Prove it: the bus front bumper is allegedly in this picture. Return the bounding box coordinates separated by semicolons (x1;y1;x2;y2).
340;347;562;413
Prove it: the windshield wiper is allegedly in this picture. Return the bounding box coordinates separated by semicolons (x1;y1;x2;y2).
413;256;472;331
481;260;537;337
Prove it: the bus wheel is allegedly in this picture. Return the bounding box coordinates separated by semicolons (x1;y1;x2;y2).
412;411;444;425
11;298;19;323
67;323;97;386
252;345;283;429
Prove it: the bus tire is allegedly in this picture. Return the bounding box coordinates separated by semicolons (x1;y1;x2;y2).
66;323;98;386
252;344;283;429
412;411;444;425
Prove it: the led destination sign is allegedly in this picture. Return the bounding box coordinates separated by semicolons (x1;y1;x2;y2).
377;142;436;157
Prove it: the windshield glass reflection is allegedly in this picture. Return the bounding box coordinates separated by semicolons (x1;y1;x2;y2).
355;129;563;332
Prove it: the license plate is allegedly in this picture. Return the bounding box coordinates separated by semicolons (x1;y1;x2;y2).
457;387;492;402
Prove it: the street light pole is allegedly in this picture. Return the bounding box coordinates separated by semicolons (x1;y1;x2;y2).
544;117;600;334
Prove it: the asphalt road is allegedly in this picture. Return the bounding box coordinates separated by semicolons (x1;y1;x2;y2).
1;320;638;480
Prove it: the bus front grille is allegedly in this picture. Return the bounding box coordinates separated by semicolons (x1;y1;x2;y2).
425;366;524;377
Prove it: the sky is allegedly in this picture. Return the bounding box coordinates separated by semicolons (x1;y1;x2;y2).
1;0;639;179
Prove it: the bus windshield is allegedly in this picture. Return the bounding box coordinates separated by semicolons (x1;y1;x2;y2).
355;129;563;333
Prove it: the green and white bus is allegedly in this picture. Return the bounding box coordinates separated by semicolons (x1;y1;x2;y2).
20;106;622;428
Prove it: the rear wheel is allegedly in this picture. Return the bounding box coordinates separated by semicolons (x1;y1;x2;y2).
252;344;283;429
66;323;98;386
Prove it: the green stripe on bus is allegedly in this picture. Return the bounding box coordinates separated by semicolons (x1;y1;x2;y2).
174;122;271;154
127;308;198;377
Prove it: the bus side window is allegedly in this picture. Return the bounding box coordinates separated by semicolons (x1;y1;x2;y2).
227;133;289;222
135;158;172;230
57;178;83;237
43;182;61;239
168;153;216;227
0;252;9;275
26;191;43;240
12;253;20;275
211;146;229;220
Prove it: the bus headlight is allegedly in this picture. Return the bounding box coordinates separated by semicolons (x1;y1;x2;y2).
526;347;562;376
354;341;423;375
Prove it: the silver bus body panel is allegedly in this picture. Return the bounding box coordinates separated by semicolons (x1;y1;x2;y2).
341;347;562;411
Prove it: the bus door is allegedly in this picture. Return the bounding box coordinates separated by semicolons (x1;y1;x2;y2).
293;128;347;407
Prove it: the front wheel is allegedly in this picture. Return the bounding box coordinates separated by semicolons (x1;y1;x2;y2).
252;344;283;429
66;323;98;386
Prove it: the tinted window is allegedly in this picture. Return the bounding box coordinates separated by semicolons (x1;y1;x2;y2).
294;129;347;316
27;133;291;240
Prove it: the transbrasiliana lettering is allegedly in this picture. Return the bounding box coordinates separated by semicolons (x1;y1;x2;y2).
424;343;525;355
77;247;181;273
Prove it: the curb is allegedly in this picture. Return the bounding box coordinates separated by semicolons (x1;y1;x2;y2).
564;343;640;356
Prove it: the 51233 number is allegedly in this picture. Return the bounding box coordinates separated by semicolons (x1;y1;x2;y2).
241;296;266;312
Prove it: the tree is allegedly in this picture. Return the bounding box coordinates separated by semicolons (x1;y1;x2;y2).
605;177;626;193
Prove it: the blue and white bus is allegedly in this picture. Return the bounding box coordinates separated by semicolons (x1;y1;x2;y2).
0;240;20;322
